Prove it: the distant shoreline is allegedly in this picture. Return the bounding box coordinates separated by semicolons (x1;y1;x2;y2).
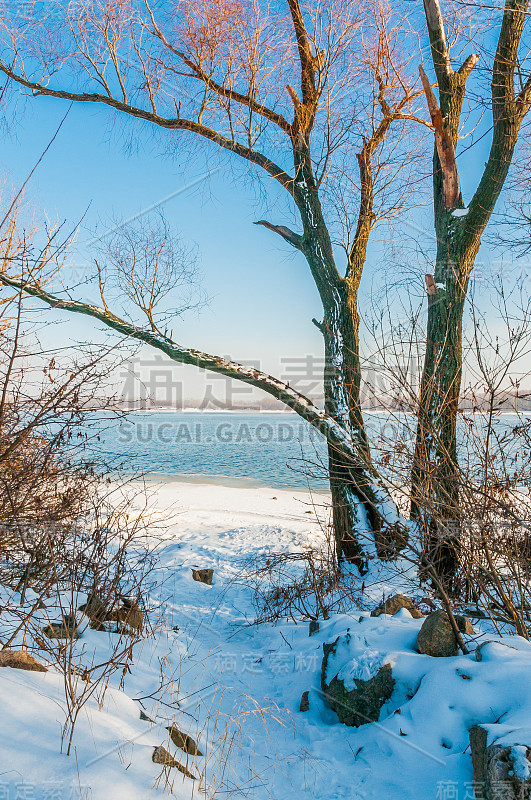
111;407;531;415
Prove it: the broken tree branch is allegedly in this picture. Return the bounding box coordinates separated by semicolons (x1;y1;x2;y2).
419;65;460;210
422;0;452;81
254;220;304;250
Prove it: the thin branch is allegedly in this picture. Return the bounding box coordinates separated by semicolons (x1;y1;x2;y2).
144;3;292;135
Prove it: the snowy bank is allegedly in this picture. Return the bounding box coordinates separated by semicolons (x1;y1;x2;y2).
0;480;530;800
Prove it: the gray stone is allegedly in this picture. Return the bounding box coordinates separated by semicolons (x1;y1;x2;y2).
371;594;423;619
309;620;320;636
321;637;395;727
78;592;107;622
105;601;144;632
192;568;213;586
416;610;474;657
470;724;531;799
299;690;310;712
43;614;81;640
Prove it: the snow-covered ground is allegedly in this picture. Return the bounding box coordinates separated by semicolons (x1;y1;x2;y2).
1;480;530;799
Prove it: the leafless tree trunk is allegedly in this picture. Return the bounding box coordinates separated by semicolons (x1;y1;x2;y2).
412;0;531;585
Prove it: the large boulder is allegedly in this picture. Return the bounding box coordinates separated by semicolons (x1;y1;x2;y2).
321;637;395;727
416;610;474;657
370;594;423;619
470;725;531;799
0;649;47;672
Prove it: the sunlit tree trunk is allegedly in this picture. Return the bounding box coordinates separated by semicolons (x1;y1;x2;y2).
295;141;402;567
412;0;531;586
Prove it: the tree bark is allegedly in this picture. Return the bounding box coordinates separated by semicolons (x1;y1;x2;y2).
292;142;396;568
322;288;373;570
411;240;477;583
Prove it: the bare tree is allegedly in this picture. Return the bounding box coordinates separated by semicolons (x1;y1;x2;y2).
410;0;531;582
0;0;425;566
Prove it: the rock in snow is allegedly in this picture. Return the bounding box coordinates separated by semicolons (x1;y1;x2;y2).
167;724;202;756
470;724;531;800
192;568;214;585
299;690;310;712
416;609;474;657
43;614;81;640
321;636;395;727
152;745;197;779
0;649;47;672
371;594;423;619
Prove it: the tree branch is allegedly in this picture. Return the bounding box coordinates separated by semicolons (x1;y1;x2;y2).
422;0;452;84
419;64;460;210
254;220;303;250
0;65;296;196
516;72;531;114
286;0;318;107
466;0;530;239
144;3;292;136
457;53;480;80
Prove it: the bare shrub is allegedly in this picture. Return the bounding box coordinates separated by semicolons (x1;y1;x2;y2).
0;226;165;753
241;549;341;623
